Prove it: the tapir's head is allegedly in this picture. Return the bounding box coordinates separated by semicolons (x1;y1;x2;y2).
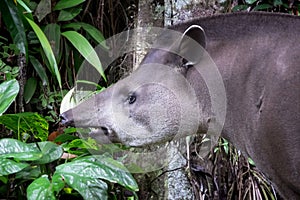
61;25;209;147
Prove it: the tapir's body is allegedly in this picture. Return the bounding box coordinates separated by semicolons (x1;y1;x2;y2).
61;12;300;199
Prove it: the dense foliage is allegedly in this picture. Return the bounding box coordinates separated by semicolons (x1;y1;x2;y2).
0;0;138;199
0;0;298;199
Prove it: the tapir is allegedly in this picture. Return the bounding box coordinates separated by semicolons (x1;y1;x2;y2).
61;12;300;199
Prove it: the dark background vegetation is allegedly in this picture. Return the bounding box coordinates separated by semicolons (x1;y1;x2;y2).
0;0;298;199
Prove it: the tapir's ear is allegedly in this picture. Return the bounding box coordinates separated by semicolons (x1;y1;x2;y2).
178;25;206;66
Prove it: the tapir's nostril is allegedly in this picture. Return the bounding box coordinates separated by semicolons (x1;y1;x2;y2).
60;112;74;126
101;127;109;136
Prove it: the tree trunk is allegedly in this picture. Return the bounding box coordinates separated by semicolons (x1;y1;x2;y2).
133;0;164;70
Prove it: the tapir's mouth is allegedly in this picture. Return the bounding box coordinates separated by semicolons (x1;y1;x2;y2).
60;112;120;143
88;127;108;137
88;127;121;144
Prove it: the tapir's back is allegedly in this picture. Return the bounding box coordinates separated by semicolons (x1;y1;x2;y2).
178;13;300;199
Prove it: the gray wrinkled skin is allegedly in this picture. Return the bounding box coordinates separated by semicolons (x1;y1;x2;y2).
61;12;300;199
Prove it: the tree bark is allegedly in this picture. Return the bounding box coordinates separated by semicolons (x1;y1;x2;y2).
133;0;164;70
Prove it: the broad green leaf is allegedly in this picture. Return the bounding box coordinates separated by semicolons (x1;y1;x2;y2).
0;113;48;141
80;23;106;47
58;173;108;200
0;79;19;116
57;7;82;21
0;139;42;161
24;77;37;104
29;142;63;164
0;158;29;176
27;175;56;200
35;0;51;22
54;155;138;191
54;0;85;10
44;24;61;63
62;23;82;30
29;56;49;86
62;31;106;81
63;22;107;48
25;17;62;88
1;0;28;57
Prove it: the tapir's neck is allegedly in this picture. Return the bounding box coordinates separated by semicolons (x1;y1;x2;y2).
187;54;266;156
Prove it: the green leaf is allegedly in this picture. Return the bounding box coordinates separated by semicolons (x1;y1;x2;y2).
24;77;37;104
0;79;19;116
63;127;78;134
29;142;63;164
54;134;79;143
248;157;256;166
16;0;32;13
232;5;249;12
223;144;228;154
0;138;42;161
44;23;61;63
62;31;106;81
29;56;49;86
27;175;56;200
58;7;82;21
253;4;273;10
34;0;51;22
52;154;139;199
64;22;107;48
62;23;82;31
51;172;65;194
81;23;107;48
0;0;28;57
245;0;258;4
25;17;62;88
54;0;85;10
64;138;98;151
0;113;49;141
0;175;8;184
0;158;29;176
54;173;108;200
273;0;283;6
54;155;139;191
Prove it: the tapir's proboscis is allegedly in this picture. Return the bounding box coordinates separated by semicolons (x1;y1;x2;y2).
61;12;300;199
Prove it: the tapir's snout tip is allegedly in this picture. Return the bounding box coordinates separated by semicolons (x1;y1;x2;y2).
60;112;75;127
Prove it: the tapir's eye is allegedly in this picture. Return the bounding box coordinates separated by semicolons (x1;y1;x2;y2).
128;93;136;104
